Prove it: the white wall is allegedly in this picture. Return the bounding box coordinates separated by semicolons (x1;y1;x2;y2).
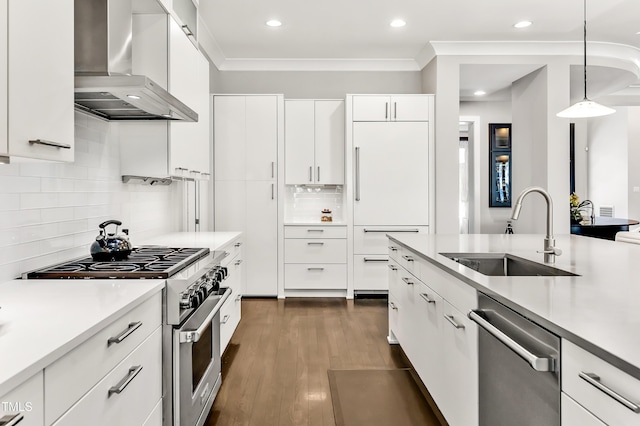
459;101;512;233
211;70;422;98
588;108;629;218
0;113;179;282
628;107;640;222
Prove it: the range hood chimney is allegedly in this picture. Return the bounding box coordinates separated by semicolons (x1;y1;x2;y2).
74;0;198;122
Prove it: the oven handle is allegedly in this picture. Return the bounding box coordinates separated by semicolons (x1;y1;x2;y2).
179;289;230;344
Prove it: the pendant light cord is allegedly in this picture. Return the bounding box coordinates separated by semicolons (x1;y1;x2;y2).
583;0;588;100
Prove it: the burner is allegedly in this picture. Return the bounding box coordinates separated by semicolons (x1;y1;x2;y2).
46;264;88;273
143;261;182;271
89;263;141;272
126;255;162;263
134;247;177;257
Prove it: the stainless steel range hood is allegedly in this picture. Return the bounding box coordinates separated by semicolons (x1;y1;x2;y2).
74;0;198;122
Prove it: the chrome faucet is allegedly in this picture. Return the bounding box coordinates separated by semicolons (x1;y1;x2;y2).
511;187;562;263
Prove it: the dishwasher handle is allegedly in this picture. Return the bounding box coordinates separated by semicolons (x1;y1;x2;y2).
468;309;556;372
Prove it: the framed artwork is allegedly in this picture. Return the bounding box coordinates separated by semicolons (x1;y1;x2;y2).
489;123;512;207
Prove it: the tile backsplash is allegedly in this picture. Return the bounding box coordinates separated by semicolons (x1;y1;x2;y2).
284;185;345;223
0;112;178;282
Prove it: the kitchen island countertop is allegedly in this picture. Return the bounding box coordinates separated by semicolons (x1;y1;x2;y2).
388;233;640;380
140;231;242;250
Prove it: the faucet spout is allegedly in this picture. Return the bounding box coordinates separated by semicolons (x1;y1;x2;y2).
510;186;561;263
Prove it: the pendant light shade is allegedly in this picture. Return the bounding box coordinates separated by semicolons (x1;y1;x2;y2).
557;0;615;118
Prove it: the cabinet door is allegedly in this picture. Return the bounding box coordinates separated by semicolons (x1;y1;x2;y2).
7;0;74;161
353;122;429;225
440;301;478;426
214;180;246;232
244;181;278;296
353;255;389;290
0;0;6;157
246;96;278;181
0;371;43;426
314;100;345;184
214;96;246;181
285;100;315;184
390;96;430;121
352;96;390;121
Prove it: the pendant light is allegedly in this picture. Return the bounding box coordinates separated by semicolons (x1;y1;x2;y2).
557;0;615;118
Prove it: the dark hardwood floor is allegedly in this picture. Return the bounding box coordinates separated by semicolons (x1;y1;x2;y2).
205;297;442;426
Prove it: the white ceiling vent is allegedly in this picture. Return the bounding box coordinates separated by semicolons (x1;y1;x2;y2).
599;205;614;217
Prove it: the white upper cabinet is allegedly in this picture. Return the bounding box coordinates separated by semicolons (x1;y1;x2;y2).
245;96;278;181
120;13;210;179
352;95;429;122
0;0;74;163
285;100;315;184
214;96;246;181
285;99;344;185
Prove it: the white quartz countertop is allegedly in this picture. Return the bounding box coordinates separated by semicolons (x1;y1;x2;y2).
139;231;242;250
284;221;346;226
0;279;164;396
388;233;640;379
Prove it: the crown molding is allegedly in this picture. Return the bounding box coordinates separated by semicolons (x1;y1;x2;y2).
215;58;422;72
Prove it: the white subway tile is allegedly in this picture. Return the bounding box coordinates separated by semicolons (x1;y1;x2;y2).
21;193;59;209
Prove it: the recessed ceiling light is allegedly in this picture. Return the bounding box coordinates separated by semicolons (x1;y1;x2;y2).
514;21;532;29
390;19;406;28
127;94;141;100
266;20;282;27
474;90;486;96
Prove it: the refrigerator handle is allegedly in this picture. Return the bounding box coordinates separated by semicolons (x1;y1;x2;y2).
355;147;361;201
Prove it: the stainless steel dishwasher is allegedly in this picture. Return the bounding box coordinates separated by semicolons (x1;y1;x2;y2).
469;293;560;426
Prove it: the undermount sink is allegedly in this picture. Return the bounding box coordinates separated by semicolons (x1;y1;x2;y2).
440;252;578;277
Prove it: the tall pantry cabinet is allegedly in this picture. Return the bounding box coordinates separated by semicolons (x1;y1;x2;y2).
213;95;283;297
347;95;434;294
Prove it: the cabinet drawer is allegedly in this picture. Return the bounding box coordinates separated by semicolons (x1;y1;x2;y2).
52;327;162;426
284;264;346;290
220;293;241;356
45;292;162;424
420;258;476;314
354;255;389;291
395;246;420;278
561;393;606;426
388;293;401;343
142;398;162;426
355;226;428;255
284;239;346;263
0;371;43;426
220;238;243;267
284;226;346;239
562;339;640;426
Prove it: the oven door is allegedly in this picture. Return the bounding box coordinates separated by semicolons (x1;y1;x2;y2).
173;289;229;426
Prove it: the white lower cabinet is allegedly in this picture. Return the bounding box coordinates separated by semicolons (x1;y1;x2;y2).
220;237;244;355
0;371;44;426
388;241;478;426
562;339;640;426
562;393;606;426
284;225;347;291
51;328;162;426
353;226;428;291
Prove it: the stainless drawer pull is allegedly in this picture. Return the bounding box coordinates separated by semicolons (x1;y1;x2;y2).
307;242;325;246
579;372;640;413
175;167;189;171
0;413;24;426
181;24;194;37
388;264;398;271
234;242;243;247
468;310;554;372
355;147;361;201
388;246;398;251
235;259;243;266
402;277;414;285
363;257;388;262
307;229;324;232
444;314;465;329
307;267;325;271
317;166;320;182
235;294;242;302
385;102;389;119
309;166;313;182
271;161;275;178
402;255;414;262
108;365;143;397
28;139;71;149
394;102;397;119
389;302;398;310
221;314;231;324
420;293;436;304
365;229;419;233
108;321;142;345
271;183;275;200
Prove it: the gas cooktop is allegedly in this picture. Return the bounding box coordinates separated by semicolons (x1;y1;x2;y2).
24;247;210;279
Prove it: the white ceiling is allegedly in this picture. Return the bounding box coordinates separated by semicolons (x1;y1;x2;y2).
198;0;640;100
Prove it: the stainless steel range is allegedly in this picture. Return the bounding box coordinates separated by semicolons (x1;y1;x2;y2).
24;247;231;426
